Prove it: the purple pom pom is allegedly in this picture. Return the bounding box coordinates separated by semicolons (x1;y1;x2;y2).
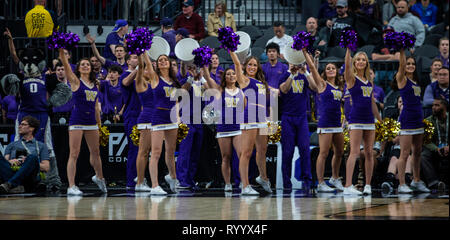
125;27;154;55
384;31;416;52
339;28;358;51
47;31;80;50
218;27;240;52
192;46;213;68
292;31;316;54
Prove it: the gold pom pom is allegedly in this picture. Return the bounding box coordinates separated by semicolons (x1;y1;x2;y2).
177;123;189;144
423;119;434;144
267;121;282;144
375;118;400;142
130;125;140;146
99;125;110;147
343;127;350;153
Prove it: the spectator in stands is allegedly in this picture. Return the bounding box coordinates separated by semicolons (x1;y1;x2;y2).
0;116;50;194
262;42;289;88
207;1;237;37
425;59;443;84
50;61;74;124
90;56;108;80
103;19;128;61
326;0;356;48
25;0;58;38
410;0;438;29
306;17;328;58
439;37;449;68
2;94;19;124
174;0;206;41
266;21;293;59
170;58;179;76
209;53;224;84
360;0;381;22
388;0;425;48
99;65;125;124
371;69;385;112
423;67;450;110
86;34;128;73
421;97;449;191
175;28;190;43
161;18;177;59
383;0;399;26
318;0;338;29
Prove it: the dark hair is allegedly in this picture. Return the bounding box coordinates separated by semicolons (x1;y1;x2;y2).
21;115;40;136
435;96;449;110
75;58;97;84
53;59;63;71
273;21;284;27
392;56;420;90
321;63;344;90
108;65;123;75
155;54;181;88
115;45;126;51
220;68;240;90
432;58;443;65
266;42;280;54
439;66;449;72
243;56;269;95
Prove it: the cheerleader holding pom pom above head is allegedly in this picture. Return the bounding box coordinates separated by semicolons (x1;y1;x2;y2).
56;36;107;196
342;45;382;196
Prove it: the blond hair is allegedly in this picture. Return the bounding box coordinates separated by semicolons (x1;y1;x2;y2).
360;0;375;4
352;51;371;81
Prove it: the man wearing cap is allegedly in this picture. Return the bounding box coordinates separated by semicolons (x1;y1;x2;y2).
104;19;129;61
326;0;355;49
174;0;206;41
176;28;190;43
161;18;177;59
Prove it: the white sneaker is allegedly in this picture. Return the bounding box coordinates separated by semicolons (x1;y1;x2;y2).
164;175;178;193
150;186;167;195
224;184;233;192
241;185;259;195
92;175;107;193
363;185;372;195
343;185;363;195
398;184;413;194
317;182;335;192
410;180;431;193
329;177;344;191
135;182;152;192
67;185;83;195
255;176;272;193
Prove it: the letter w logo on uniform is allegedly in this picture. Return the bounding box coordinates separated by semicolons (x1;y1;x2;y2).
361;86;372;97
85;90;97;102
292;80;304;93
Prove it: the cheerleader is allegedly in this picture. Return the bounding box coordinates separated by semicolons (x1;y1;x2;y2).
229;51;272;195
302;49;344;192
139;53;183;195
58;48;107;195
394;49;430;193
343;48;381;195
202;66;245;192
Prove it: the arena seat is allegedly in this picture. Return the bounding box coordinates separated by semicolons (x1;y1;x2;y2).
326;47;346;59
200;36;221;49
423;34;443;47
358;45;375;60
239;25;263;40
413;44;440;59
253;35;272;49
289;25;307;36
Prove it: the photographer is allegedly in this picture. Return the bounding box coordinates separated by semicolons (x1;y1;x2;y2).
421;97;449;191
0;116;50;194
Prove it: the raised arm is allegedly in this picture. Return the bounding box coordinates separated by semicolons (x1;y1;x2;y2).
279;64;298;94
58;48;79;89
344;48;355;88
395;49;407;89
122;69;137;87
303;49;325;92
135;55;146;93
202;66;220;90
86;34;106;65
143;52;158;83
229;51;248;87
4;28;19;65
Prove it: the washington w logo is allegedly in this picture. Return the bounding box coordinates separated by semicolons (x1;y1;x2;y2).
361;86;373;97
85;90;98;102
